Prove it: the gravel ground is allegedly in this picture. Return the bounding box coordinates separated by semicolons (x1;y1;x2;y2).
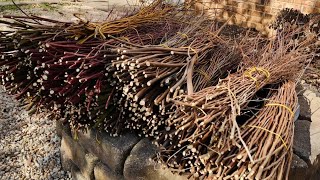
0;87;71;180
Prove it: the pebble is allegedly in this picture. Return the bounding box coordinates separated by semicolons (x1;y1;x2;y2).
0;87;71;179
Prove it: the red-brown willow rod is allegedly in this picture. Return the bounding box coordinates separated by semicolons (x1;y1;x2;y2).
0;1;188;134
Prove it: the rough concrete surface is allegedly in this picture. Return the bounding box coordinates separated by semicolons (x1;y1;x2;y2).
301;87;320;163
291;83;320;179
123;138;186;180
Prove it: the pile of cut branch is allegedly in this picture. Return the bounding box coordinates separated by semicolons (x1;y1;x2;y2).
0;1;319;179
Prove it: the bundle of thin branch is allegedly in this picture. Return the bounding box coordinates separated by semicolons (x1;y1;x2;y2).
110;17;243;137
157;81;297;179
0;1;188;134
0;15;74;101
154;27;316;178
0;35;114;128
272;9;320;89
228;81;296;179
79;0;185;40
0;3;317;179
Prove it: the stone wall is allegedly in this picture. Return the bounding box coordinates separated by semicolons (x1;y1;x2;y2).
56;122;187;180
189;0;320;36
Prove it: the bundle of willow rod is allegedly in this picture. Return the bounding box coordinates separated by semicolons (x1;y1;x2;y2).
0;0;182;41
0;32;113;125
0;3;188;134
111;18;242;137
0;15;74;100
82;0;183;40
156;81;297;179
0;4;317;180
154;27;316;178
0;0;244;135
228;81;296;179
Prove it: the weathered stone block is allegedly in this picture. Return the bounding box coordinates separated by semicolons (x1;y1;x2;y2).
77;129;140;174
56;120;71;137
71;164;87;180
298;92;312;121
60;138;73;171
289;154;309;180
94;162;124;180
60;137;74;171
123;138;186;180
293;120;311;164
60;135;98;179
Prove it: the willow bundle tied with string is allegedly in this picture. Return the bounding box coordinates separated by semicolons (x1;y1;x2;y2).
0;0;184;43
228;81;297;179
157;81;297;179
154;26;316;178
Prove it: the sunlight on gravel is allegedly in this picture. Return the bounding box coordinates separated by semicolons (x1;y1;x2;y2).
0;87;71;179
